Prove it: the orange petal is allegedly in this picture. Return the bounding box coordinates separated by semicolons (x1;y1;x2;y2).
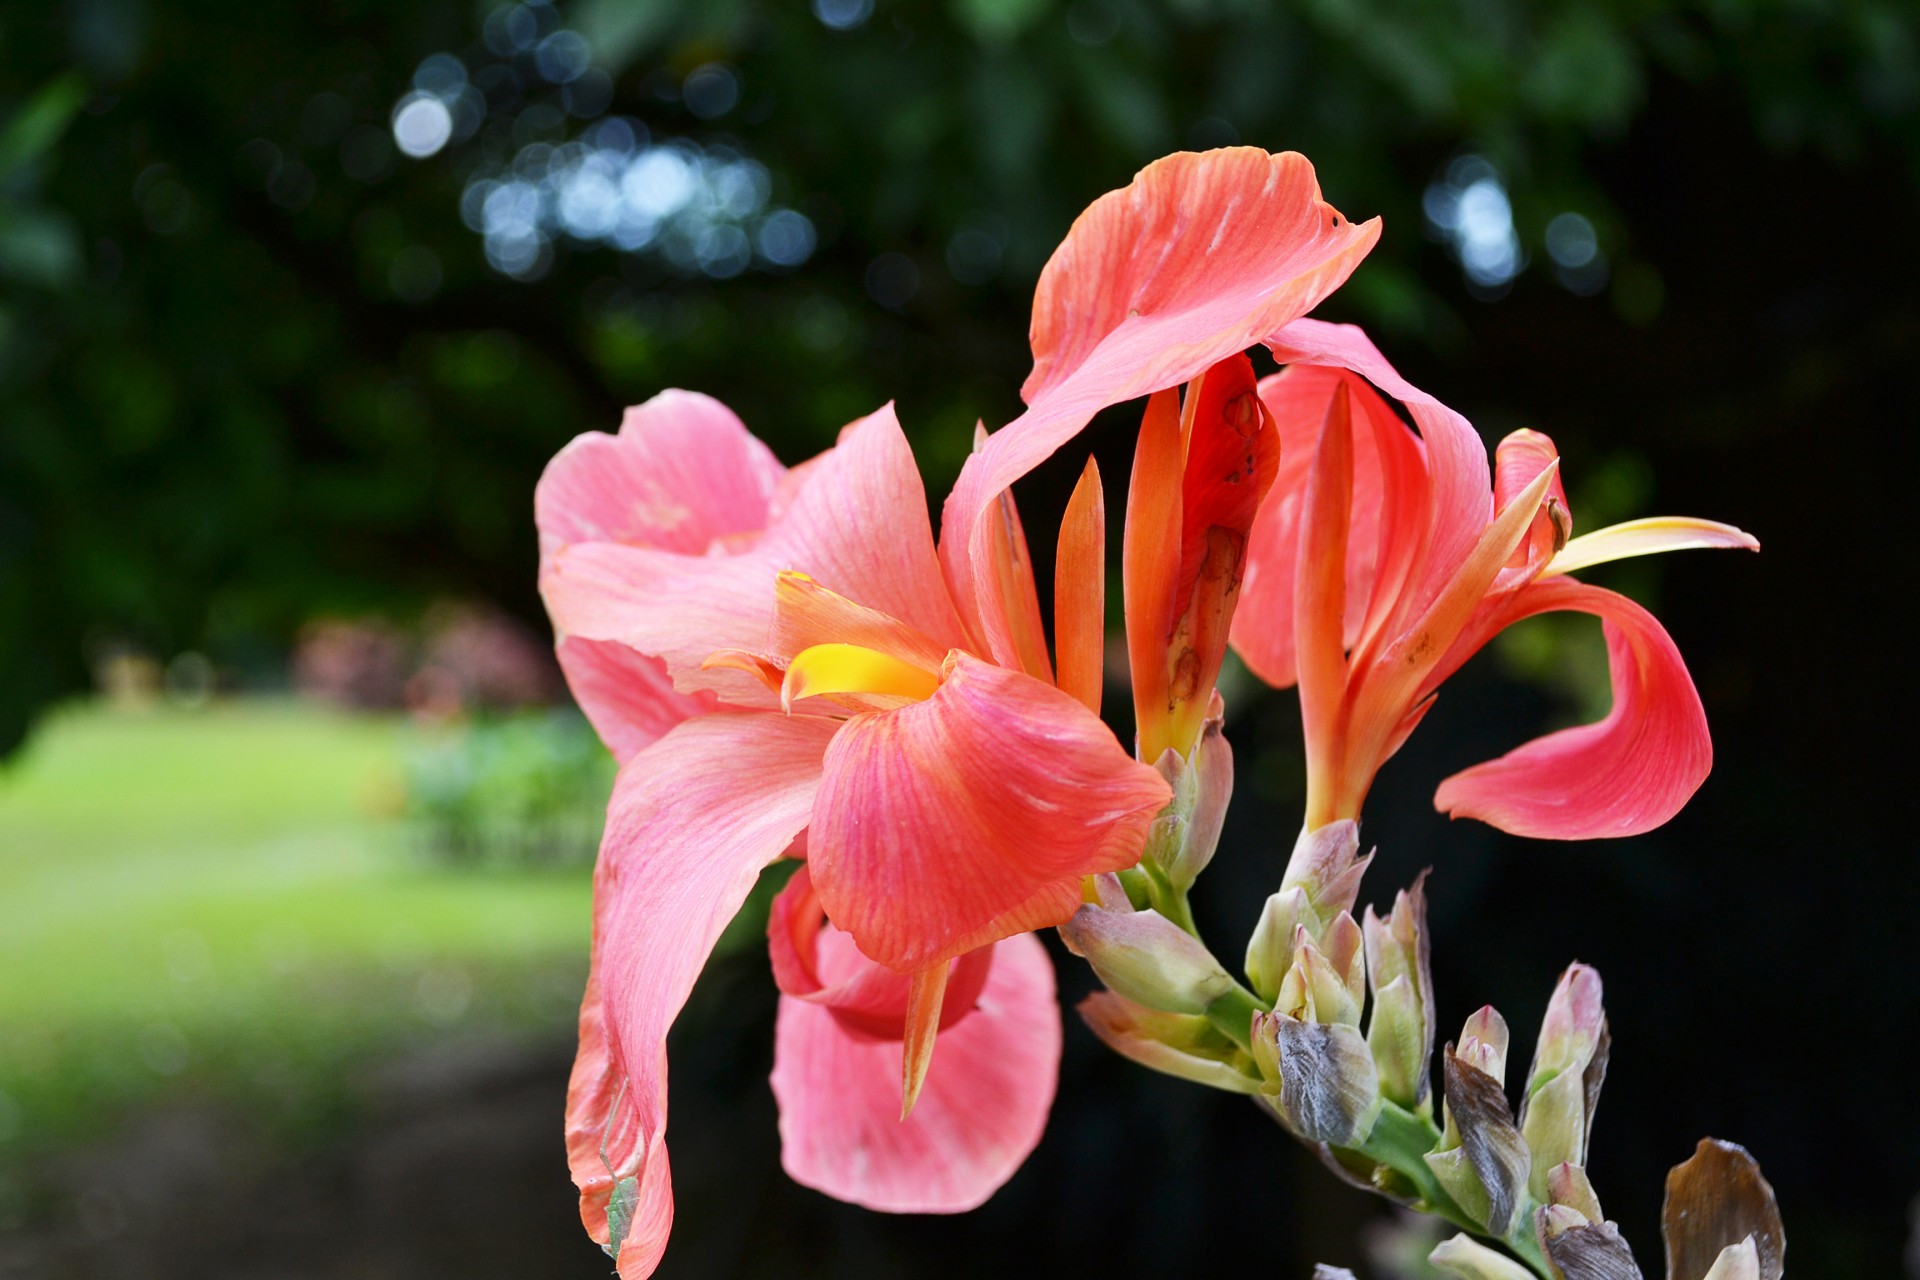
984;486;1056;683
1053;457;1107;716
1123;388;1185;761
1433;576;1712;839
1159;353;1280;758
900;962;950;1119
1296;380;1355;829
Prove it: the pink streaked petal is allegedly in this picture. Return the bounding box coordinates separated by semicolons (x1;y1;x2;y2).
1293;379;1354;823
768;865;993;1041
941;150;1377;647
1544;516;1760;578
762;404;973;654
809;653;1171;973
589;711;837;1276
545;405;969;705
1233;366;1427;688
1433;576;1712;839
535;389;783;558
556;636;715;765
772;932;1060;1213
1267;320;1492;636
542;541;781;707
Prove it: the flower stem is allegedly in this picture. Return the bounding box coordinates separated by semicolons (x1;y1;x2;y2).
1351;1103;1553;1278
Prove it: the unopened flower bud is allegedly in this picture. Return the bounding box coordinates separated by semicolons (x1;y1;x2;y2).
1245;886;1314;1003
1140;702;1235;893
1428;1010;1529;1235
1520;965;1609;1200
1364;874;1434;1111
1546;1161;1604;1224
1457;1006;1511;1085
1428;1235;1535;1280
1078;990;1261;1095
1250;1010;1382;1146
1059;903;1233;1014
1277;819;1373;920
1274;914;1366;1026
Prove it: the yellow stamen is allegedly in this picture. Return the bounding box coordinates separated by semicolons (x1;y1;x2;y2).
781;643;941;713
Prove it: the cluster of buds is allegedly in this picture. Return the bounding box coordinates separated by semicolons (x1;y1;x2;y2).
1067;817;1787;1280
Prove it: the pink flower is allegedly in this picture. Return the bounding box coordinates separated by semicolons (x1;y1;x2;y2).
1231;321;1760;838
537;392;1168;1276
941;148;1378;671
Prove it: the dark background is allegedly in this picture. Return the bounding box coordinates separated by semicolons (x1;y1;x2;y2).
2;0;1915;1275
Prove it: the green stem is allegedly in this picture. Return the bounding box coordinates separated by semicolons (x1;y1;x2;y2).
1351;1103;1553;1278
1202;983;1265;1052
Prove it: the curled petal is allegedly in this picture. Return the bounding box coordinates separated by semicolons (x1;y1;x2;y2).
1267;320;1492;635
1232;366;1427;689
582;711;836;1278
768;865;993;1042
1545;516;1761;578
1433;576;1711;839
772;932;1061;1213
810;653;1172;973
556;637;715;765
943;150;1377;652
1492;429;1571;577
535;389;784;559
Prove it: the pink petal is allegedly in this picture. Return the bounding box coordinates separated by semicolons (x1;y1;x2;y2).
771;931;1061;1213
941;150;1377;650
1491;428;1571;580
809;652;1171;973
1232;365;1428;688
544;404;970;703
542;541;782;706
1432;576;1712;839
1267;320;1492;638
577;711;837;1277
762;403;972;654
556;636;715;765
768;865;993;1041
535;389;783;558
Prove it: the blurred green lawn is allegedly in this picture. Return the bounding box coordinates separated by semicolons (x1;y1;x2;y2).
0;699;595;1157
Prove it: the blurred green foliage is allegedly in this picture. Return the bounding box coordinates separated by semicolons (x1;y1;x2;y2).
402;709;616;866
0;701;591;1161
2;0;1917;755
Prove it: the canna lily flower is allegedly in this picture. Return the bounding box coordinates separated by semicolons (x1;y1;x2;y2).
1230;320;1759;838
940;147;1378;672
537;391;1169;1276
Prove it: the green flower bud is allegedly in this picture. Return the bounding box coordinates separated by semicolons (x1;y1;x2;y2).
1059;903;1233;1014
1363;874;1434;1111
1077;990;1261;1095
